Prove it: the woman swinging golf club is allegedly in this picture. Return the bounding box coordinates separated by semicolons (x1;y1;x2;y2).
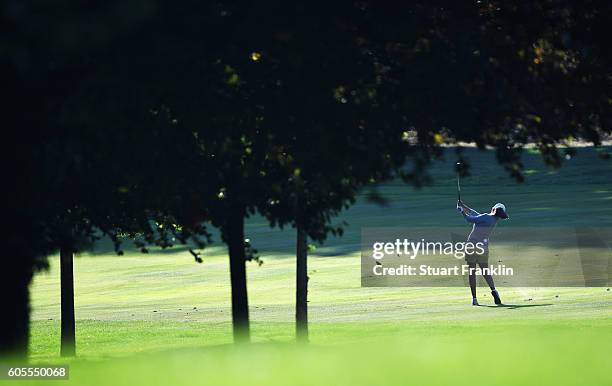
457;200;509;306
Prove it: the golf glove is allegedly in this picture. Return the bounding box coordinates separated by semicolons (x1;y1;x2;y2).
456;200;464;213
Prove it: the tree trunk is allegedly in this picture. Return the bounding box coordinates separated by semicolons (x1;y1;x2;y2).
60;245;76;357
227;208;250;343
296;227;309;342
0;256;33;359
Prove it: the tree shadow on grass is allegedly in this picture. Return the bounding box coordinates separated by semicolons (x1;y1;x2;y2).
479;303;553;309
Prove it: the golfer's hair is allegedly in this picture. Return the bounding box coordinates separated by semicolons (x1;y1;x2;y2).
494;208;507;218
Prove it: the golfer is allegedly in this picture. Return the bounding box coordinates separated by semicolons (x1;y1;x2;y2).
457;200;509;306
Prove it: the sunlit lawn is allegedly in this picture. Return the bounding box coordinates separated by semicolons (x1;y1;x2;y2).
22;147;612;385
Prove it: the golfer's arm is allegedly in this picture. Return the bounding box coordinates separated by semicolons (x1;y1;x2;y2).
462;212;484;223
461;204;480;216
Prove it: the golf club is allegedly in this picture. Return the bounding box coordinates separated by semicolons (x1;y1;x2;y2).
456;161;462;202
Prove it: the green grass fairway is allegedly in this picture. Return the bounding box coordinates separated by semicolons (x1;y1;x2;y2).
23;147;612;385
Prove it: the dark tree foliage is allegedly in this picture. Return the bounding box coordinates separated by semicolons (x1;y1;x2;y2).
361;0;610;179
2;0;212;356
